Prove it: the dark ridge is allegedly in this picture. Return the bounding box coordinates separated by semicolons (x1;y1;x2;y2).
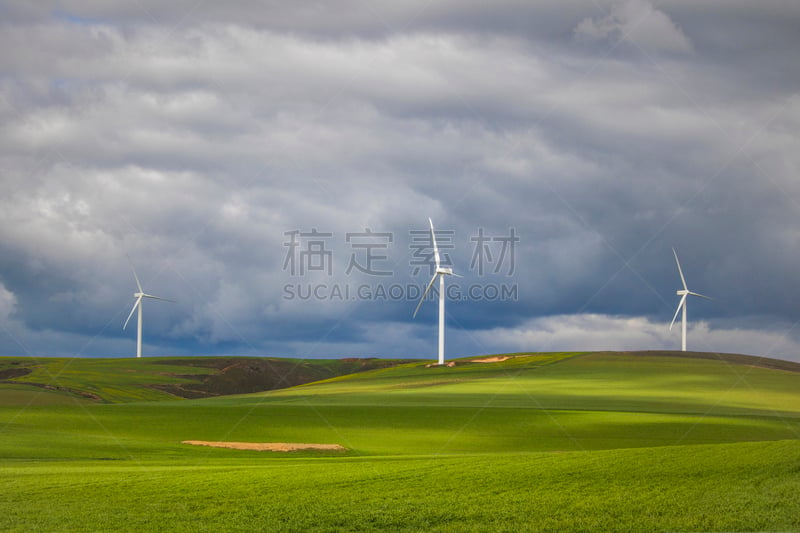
3;381;103;401
0;367;32;380
0;363;103;401
608;350;800;373
150;357;414;398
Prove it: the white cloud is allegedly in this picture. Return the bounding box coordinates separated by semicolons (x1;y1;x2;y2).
0;282;16;322
575;0;692;53
474;314;800;362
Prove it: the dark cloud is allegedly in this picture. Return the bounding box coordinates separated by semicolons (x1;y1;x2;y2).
1;1;799;361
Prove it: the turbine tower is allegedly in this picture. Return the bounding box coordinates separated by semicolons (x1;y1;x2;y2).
123;259;172;358
413;218;458;365
669;248;711;352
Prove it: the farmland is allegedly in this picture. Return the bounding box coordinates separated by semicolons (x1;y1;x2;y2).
1;351;799;531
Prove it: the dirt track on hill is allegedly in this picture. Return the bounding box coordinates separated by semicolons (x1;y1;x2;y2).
182;440;346;452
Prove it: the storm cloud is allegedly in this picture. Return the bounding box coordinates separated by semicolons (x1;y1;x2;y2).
1;1;799;361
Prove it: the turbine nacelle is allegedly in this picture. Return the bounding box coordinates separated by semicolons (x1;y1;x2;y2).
134;292;172;302
437;267;454;276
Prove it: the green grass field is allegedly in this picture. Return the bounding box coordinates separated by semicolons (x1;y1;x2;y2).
0;355;410;402
1;351;799;531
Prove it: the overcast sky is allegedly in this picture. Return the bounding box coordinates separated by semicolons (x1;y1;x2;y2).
1;1;799;361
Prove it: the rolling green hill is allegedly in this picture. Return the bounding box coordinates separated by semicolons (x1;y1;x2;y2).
1;350;799;531
0;355;413;403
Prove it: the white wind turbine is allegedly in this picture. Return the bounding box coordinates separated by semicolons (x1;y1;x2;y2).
123;259;173;358
669;248;711;352
413;218;459;366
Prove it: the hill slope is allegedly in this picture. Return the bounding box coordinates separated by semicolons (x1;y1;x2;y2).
2;351;798;459
2;351;799;531
250;350;800;417
0;356;413;403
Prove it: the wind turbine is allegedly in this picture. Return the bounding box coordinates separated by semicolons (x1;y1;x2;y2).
669;248;711;352
123;259;173;358
413;218;459;366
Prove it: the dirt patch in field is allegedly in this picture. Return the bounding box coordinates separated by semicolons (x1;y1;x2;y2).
470;356;513;363
182;440;346;452
424;361;457;367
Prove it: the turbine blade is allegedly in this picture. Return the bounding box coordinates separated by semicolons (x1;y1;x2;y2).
123;296;142;330
413;274;439;318
126;254;143;293
672;248;687;290
142;293;175;303
689;291;713;301
429;217;441;270
669;294;687;331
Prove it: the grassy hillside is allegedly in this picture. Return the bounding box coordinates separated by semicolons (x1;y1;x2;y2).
2;351;799;459
0;356;412;403
253;351;800;416
1;350;799;531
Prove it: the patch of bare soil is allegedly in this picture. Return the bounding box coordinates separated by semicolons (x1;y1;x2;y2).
182;440;346;452
470;356;513;363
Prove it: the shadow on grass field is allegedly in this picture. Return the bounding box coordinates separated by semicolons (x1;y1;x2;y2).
1;351;799;531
